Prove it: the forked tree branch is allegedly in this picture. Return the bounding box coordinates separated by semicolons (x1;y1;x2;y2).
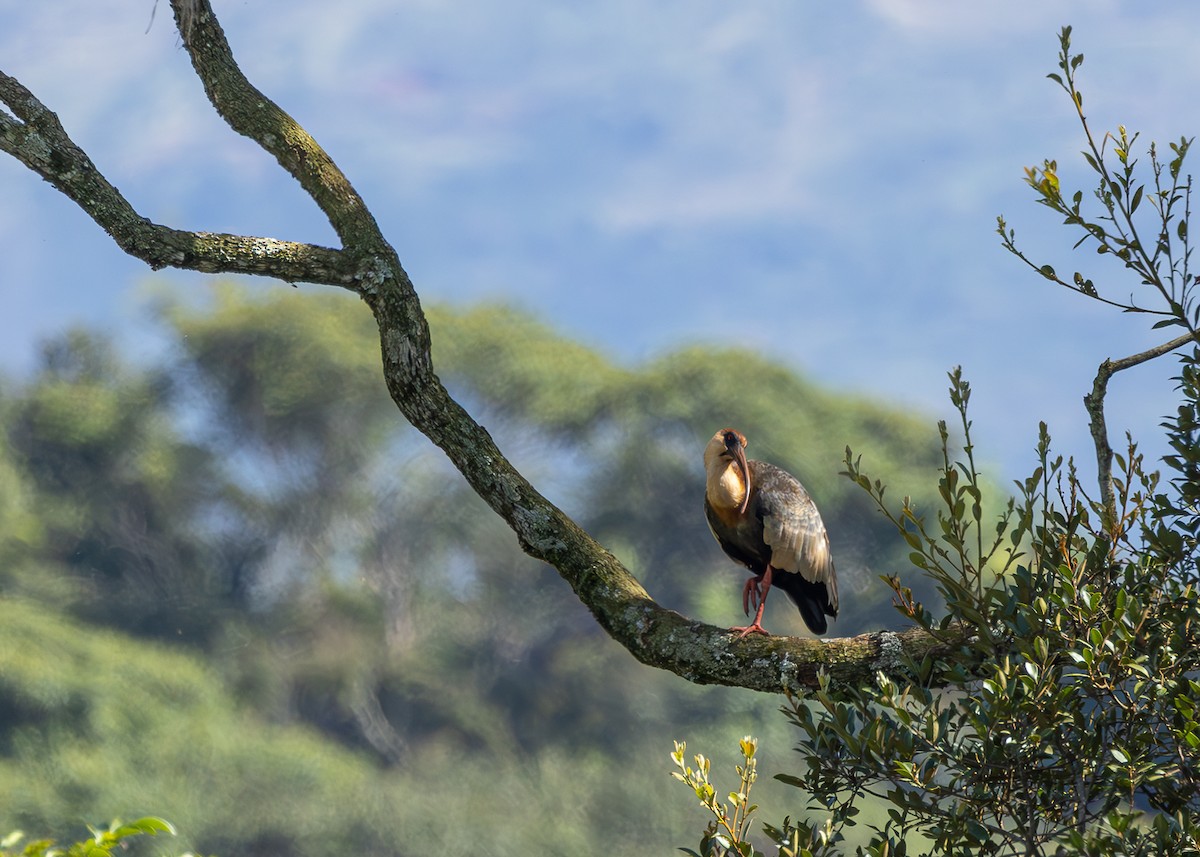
0;0;957;694
1086;329;1200;532
0;70;354;285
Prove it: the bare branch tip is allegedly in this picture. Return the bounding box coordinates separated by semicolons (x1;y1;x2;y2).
173;0;203;46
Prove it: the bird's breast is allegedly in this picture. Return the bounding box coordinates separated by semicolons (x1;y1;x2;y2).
705;457;748;516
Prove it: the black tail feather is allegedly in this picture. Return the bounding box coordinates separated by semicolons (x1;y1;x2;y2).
772;569;837;636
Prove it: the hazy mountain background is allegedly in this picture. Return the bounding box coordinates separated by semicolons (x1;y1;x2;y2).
4;2;1200;482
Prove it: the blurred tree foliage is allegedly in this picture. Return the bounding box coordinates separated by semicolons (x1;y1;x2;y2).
0;286;949;855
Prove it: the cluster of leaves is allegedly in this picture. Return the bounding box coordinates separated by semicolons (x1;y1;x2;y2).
787;390;1200;854
998;26;1196;330
671;737;762;857
1149;350;1200;570
0;818;187;857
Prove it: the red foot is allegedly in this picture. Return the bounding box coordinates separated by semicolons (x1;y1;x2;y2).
733;566;775;638
730;622;770;638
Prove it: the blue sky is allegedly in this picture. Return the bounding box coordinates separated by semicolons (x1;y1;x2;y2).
4;1;1200;486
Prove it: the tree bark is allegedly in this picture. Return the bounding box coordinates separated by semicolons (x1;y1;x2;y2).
0;0;960;695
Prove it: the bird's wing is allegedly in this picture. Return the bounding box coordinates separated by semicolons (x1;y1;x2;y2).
754;464;838;604
705;497;770;573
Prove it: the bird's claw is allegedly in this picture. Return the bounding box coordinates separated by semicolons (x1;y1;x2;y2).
730;622;770;639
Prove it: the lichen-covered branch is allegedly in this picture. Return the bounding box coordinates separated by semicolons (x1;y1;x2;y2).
0;70;354;286
0;0;957;695
169;0;382;251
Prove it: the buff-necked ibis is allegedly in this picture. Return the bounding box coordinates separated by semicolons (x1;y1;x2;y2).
703;428;838;637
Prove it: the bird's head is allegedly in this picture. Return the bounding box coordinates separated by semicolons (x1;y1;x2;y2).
704;428;751;515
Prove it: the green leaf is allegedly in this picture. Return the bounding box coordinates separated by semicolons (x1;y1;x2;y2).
112;818;175;839
1130;185;1144;213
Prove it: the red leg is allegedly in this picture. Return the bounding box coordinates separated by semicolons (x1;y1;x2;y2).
732;565;774;638
741;574;762;616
